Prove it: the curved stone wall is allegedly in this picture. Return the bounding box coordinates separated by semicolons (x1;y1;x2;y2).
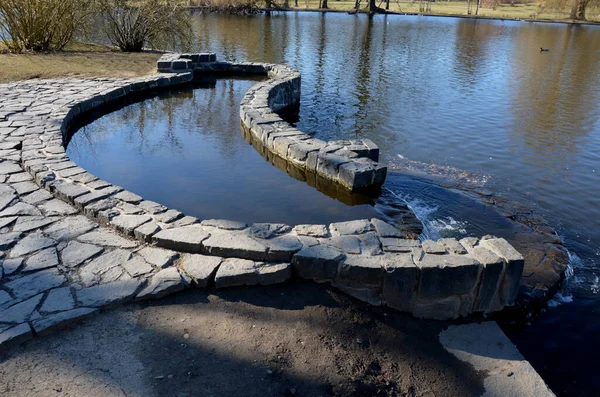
0;57;524;348
159;53;387;192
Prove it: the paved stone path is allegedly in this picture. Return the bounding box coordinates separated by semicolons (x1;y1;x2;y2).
0;73;524;349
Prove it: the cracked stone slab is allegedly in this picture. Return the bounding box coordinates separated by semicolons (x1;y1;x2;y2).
43;215;97;241
38;199;79;216
249;223;291;239
370;218;403;238
292;224;329;238
76;279;143;307
330;220;373;236
122;255;154;277
39;287;76;313
203;231;267;261
215;258;291;288
0;232;20;250
78;249;132;286
0;293;43;324
152;225;210;252
61;241;104;268
12;216;56;233
110;214;152;236
180;254;223;287
23;247;59;272
292;245;345;281
9;231;56;258
0;201;42;217
4;268;66;300
200;219;248;230
416;254;481;299
136;268;186;300
137;246;178;269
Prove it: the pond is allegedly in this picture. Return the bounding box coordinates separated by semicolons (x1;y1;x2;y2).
71;12;600;396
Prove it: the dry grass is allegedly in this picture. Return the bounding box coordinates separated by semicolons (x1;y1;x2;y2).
0;43;161;83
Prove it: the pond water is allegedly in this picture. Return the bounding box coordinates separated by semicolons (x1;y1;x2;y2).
71;12;600;396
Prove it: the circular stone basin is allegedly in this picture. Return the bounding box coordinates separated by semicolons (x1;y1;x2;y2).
66;77;397;226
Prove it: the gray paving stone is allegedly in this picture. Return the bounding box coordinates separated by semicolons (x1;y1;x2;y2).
292;245;345;280
1;257;23;275
136;268;186;300
82;198;118;217
215;258;290;288
137;246;178;269
330;220;373;236
7;172;32;183
12;216;56;233
337;255;385;286
137;200;166;214
180;254;223;287
249;223;291;239
416;254;481;300
323;235;361;255
439;238;468;254
133;221;161;242
0;291;12;308
0;294;43;323
51;180;90;203
74;189;115;208
0;193;15;212
9;232;56;258
479;237;525;305
153;209;182;223
203;231;268;261
152;225;210;252
0;323;33;348
116;202;144;215
422;240;446;254
0;161;22;175
381;237;421;253
114;190;143;203
358;232;383;256
39;287;75;313
370;218;403;238
32;307;98;335
5;268;65;300
77;230;138;248
76;279;143;307
21;188;53;205
262;234;303;261
467;246;505;313
0;215;17;229
122;255;154;277
43;215;96;241
38;199;78;216
0;202;42;217
24;247;58;272
292;224;329;237
200;219;248;230
0;232;20;250
382;253;419;312
61;241;104;268
79;249;132;286
110;214;152;236
11;181;38;196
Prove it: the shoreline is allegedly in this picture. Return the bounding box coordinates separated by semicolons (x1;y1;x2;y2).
188;5;600;26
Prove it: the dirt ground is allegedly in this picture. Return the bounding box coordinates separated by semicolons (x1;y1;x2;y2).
0;282;485;397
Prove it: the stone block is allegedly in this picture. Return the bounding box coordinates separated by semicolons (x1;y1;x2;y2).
421;240;446;254
382;253;419;312
292;245;345;281
371;218;403;238
336;255;384;286
467;246;505;313
1;294;43;323
122;256;154;277
292;224;329;238
438;238;467;254
180;254;222;287
200;219;248;230
9;232;56;258
324;235;361;254
61;241;104;268
215;258;290;288
77;279;143;307
381;238;420;253
416;254;481;300
203;231;267;261
137;246;178;269
358;232;383;256
77;230;138;248
330;220;373;236
24;247;58;272
44;215;97;241
111;214;152;236
249;223;291;239
136;268;187;300
338;161;375;190
263;234;303;261
134;222;161;242
479;238;524;306
316;153;349;180
40;287;75;313
152;225;210;252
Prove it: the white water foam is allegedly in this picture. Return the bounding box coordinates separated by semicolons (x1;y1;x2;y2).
383;187;468;241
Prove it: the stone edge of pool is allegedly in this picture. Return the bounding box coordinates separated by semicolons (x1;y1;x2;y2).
0;59;524;349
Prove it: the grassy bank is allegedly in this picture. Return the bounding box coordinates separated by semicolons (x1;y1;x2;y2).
0;43;161;83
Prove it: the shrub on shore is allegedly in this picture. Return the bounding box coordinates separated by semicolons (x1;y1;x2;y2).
97;0;193;52
188;0;263;14
0;0;92;52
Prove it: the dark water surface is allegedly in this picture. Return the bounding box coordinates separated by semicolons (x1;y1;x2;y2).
69;12;600;396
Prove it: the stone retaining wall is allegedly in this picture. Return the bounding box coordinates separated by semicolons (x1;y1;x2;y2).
158;52;387;192
1;60;524;348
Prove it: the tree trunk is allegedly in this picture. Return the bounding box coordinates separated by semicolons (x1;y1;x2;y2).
322;0;328;8
294;0;298;6
475;0;480;15
266;0;272;15
386;0;389;10
570;0;588;20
